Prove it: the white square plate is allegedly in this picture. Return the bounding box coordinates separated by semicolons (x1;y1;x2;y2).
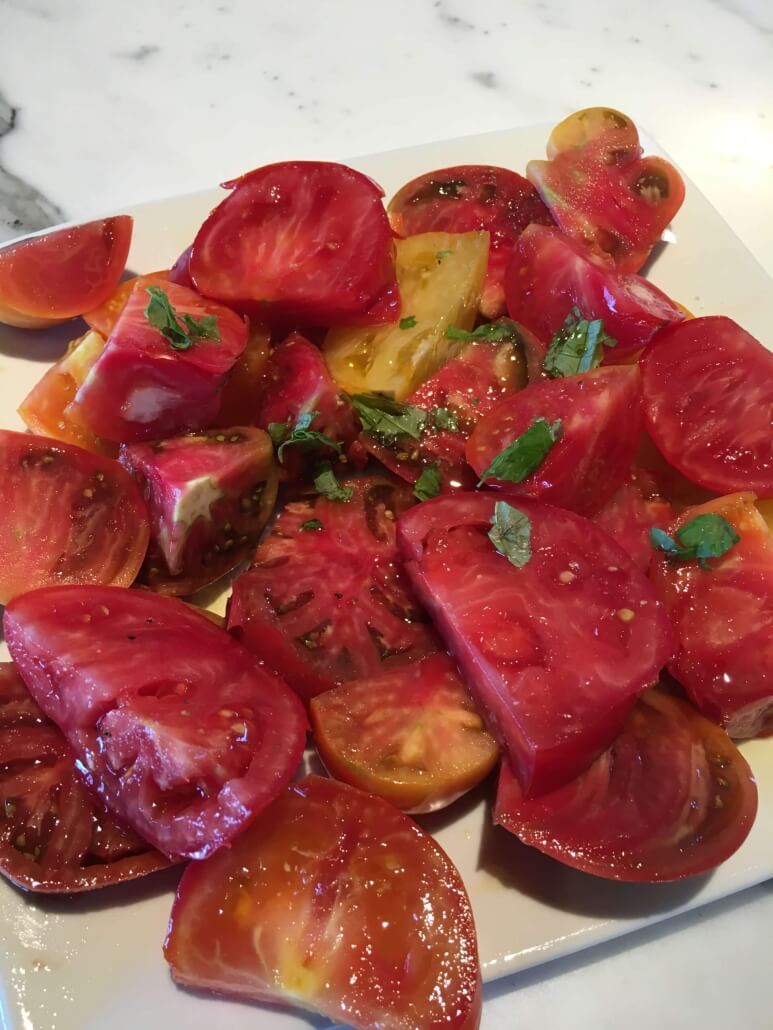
1;125;773;1030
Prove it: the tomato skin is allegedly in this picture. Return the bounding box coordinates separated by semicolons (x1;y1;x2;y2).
190;162;399;327
0;429;149;605
0;216;132;327
641;316;773;494
3;587;307;860
398;493;675;796
83;270;170;338
310;653;499;812
592;481;674;570
495;688;757;881
74;282;248;442
164;775;482;1030
210;319;271;427
505;224;685;359
168;245;194;289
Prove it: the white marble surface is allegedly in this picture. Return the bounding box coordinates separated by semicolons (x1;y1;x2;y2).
1;1;773;1028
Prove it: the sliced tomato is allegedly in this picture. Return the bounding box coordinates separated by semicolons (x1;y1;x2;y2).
0;662;172;893
168;245;194;288
0;430;149;605
190;161;399;326
527;107;686;272
228;476;439;703
310;653;498;813
650;493;773;737
74;282;248;442
505;224;685;360
120;426;278;596
210;319;271;427
0;216;132;328
3;587;307;860
641;316;773;494
631;431;717;510
388;164;554;318
83;270;170;337
164;775;481;1029
466;366;641;515
398;494;675;795
592;481;674;570
495;687;757;881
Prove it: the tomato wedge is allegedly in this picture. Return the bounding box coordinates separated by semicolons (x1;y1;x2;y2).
0;662;172;893
3;587;307;860
398;494;675;795
0;216;132;328
0;429;149;605
190;161;399;326
164;775;482;1029
641;316;773;494
310;653;499;812
83;270;171;338
495;688;757;881
592;481;674;570
210;319;271;427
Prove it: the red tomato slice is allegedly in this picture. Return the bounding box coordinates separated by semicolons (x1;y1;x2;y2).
0;662;172;893
190;162;399;326
631;431;717;510
592;481;674;570
74;282;248;442
505;224;685;360
310;653;499;812
120;426;278;595
495;688;757;881
164;775;481;1029
3;587;307;860
650;493;773;737
83;270;170;338
228;476;439;703
641;316;773;494
398;494;675;795
210;319;271;427
0;429;149;605
466;366;641;515
0;216;132;328
388;165;554;318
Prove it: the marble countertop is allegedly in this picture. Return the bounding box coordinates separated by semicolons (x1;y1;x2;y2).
1;1;772;1028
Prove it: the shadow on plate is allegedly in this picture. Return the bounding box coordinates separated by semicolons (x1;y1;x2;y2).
25;862;184;916
176;983;329;1029
0;318;85;362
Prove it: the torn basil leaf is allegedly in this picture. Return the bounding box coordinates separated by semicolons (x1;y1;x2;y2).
650;514;740;570
414;464;441;501
267;410;341;464
313;461;353;503
479;417;561;484
543;306;616;378
144;286;220;351
489;501;532;568
351;393;428;442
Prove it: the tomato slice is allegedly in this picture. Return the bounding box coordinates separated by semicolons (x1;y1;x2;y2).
495;688;757;881
631;431;717;510
0;216;132;328
120;426;278;596
0;662;172;893
74;281;248;442
228;476;439;703
190;161;399;326
310;653;498;813
641;316;773;494
505;224;685;360
0;429;149;605
83;270;171;337
210;319;271;427
388;164;554;318
164;774;481;1029
592;481;674;570
398;494;675;795
466;366;641;515
4;587;307;860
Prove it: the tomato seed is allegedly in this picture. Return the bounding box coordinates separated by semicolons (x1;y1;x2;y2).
558;570;576;584
616;608;636;623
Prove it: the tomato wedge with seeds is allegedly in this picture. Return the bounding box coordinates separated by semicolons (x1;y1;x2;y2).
592;481;674;570
310;653;499;813
0;429;149;605
228;476;439;703
4;587;307;860
495;688;757;881
165;775;482;1030
0;663;172;893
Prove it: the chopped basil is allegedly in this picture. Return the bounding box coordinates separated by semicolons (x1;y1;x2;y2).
479;418;561;484
267;410;341;464
650;514;740;570
300;518;324;532
414;464;441;501
144;286;220;351
489;501;532;568
313;461;353;503
445;319;523;344
431;407;460;432
399;315;418;330
351;393;428;442
543;307;617;378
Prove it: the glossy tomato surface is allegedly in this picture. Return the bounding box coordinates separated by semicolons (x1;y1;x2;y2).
210;319;271;427
505;224;684;359
641;316;773;494
228;476;439;703
0;662;172;893
190;161;399;326
495;688;757;881
0;216;132;328
592;481;674;570
388;164;554;318
83;270;171;338
0;429;149;605
398;494;675;795
4;587;307;860
165;775;481;1030
467;366;641;515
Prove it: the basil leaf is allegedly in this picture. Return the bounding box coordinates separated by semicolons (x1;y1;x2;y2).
144;286;220;351
399;315;418;330
479;418;561;484
300;519;324;532
351;393;428;442
313;461;353;503
414;464;441;501
445;319;523;344
267;410;341;464
436;249;453;262
543;307;617;378
431;407;460;432
650;514;740;570
489;501;532;568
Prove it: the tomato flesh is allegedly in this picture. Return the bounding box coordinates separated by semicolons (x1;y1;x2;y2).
592;481;674;570
210;319;271;427
164;775;482;1029
4;587;307;860
83;270;171;338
